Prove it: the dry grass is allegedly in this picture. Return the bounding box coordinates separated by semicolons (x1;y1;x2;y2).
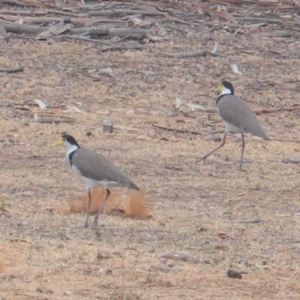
50;188;150;220
1;32;300;299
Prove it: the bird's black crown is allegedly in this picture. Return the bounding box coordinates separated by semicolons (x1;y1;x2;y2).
61;132;80;147
222;81;234;95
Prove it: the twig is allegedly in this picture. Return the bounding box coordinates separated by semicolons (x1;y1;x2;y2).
282;158;300;164
270;139;300;143
46;9;84;17
231;218;261;224
0;66;24;73
87;9;167;17
155;50;207;58
236;16;287;24
122;255;125;300
152;124;203;135
166;15;201;26
54;35;108;44
227;225;248;277
97;44;147;52
186;94;216;103
254;105;300;115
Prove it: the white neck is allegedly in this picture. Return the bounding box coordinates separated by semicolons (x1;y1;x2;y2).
219;86;232;97
65;143;79;163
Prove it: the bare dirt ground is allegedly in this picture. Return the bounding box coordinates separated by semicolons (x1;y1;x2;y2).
1;17;300;300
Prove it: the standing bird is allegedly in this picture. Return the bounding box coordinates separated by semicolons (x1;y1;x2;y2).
54;132;139;229
197;81;269;170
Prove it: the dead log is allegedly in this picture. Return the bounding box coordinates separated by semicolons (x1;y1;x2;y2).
0;19;47;34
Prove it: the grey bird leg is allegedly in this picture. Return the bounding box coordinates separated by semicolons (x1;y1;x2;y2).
239;132;245;171
85;188;93;228
197;133;227;163
92;188;111;229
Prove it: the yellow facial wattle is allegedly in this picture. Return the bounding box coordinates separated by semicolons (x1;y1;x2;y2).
216;83;223;94
52;136;64;147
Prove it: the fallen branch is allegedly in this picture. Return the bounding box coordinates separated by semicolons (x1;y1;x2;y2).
0;15;64;23
54;35;108;44
67;27;164;42
0;19;46;34
33;113;76;124
0;9;33;15
0;19;165;41
2;0;53;8
0;0;298;59
1;0;32;7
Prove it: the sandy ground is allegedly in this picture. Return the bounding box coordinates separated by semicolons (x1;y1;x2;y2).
1;30;300;300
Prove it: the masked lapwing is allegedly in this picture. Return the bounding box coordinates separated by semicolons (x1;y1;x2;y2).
197;81;269;170
54;132;139;229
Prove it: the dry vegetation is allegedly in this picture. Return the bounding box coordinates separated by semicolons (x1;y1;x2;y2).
1;1;300;299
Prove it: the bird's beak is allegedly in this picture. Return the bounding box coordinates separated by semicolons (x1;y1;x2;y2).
216;83;223;94
52;136;64;147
